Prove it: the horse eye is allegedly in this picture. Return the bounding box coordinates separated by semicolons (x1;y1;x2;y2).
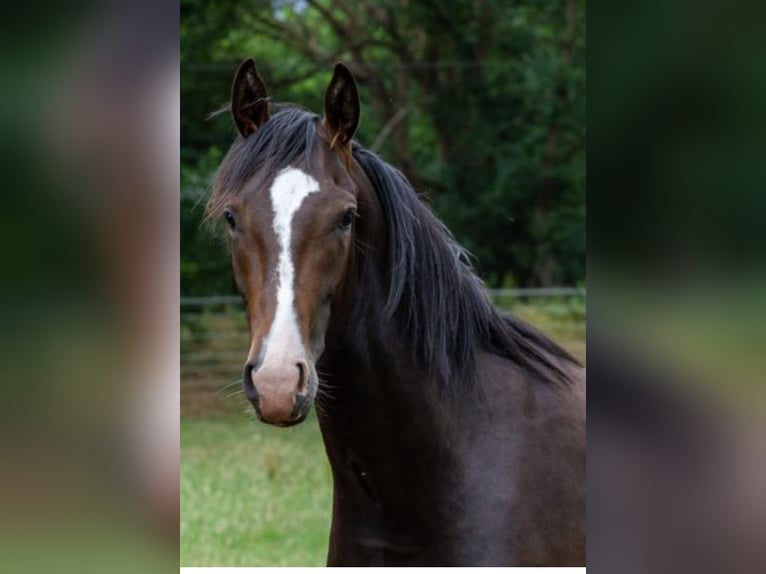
223;209;236;229
338;208;357;231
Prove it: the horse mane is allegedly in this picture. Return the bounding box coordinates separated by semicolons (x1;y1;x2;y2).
208;105;580;387
351;146;579;387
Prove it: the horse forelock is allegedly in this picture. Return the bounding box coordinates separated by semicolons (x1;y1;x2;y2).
206;106;320;222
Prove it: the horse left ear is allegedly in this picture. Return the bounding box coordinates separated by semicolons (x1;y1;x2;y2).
323;62;360;147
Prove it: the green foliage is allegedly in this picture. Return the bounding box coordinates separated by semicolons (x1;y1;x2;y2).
181;0;585;294
181;147;235;295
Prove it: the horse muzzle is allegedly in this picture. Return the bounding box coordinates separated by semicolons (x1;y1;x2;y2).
243;356;313;426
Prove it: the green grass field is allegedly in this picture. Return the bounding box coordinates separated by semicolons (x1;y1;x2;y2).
180;413;331;566
180;297;585;566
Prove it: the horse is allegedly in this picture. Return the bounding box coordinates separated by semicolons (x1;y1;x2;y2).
207;59;586;566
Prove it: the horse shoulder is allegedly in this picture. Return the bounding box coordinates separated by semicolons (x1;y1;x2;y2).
458;352;586;565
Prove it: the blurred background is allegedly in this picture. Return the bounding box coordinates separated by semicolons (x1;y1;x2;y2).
180;0;585;566
588;1;766;572
0;2;179;574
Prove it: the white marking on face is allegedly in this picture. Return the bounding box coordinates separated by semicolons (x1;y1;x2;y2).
255;167;320;366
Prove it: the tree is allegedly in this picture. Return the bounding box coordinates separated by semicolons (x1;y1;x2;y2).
181;0;585;294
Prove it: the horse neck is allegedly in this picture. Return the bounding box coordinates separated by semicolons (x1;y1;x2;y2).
318;303;460;482
317;179;459;466
322;167;411;388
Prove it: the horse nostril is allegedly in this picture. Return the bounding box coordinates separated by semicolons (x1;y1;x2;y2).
292;392;309;420
296;361;309;395
242;361;259;405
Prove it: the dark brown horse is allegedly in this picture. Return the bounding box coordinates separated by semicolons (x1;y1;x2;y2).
208;59;586;566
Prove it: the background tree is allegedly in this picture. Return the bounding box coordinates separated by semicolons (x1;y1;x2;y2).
181;0;585;295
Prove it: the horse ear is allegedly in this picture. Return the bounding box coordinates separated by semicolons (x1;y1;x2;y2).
231;58;269;137
323;62;360;147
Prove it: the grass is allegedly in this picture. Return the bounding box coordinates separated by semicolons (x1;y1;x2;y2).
506;296;587;363
180;413;331;566
180;297;585;566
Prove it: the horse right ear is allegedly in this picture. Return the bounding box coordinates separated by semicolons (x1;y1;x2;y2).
231;58;269;137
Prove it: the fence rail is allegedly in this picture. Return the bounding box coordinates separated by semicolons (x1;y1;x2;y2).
181;288;585;389
180;287;585;307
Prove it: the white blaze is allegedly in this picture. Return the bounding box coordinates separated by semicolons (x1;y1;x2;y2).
255;167;320;364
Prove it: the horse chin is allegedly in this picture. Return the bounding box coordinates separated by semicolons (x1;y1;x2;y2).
264;410;309;428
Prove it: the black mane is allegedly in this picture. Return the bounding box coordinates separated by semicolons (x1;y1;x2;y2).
209;106;580;387
351;146;579;386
